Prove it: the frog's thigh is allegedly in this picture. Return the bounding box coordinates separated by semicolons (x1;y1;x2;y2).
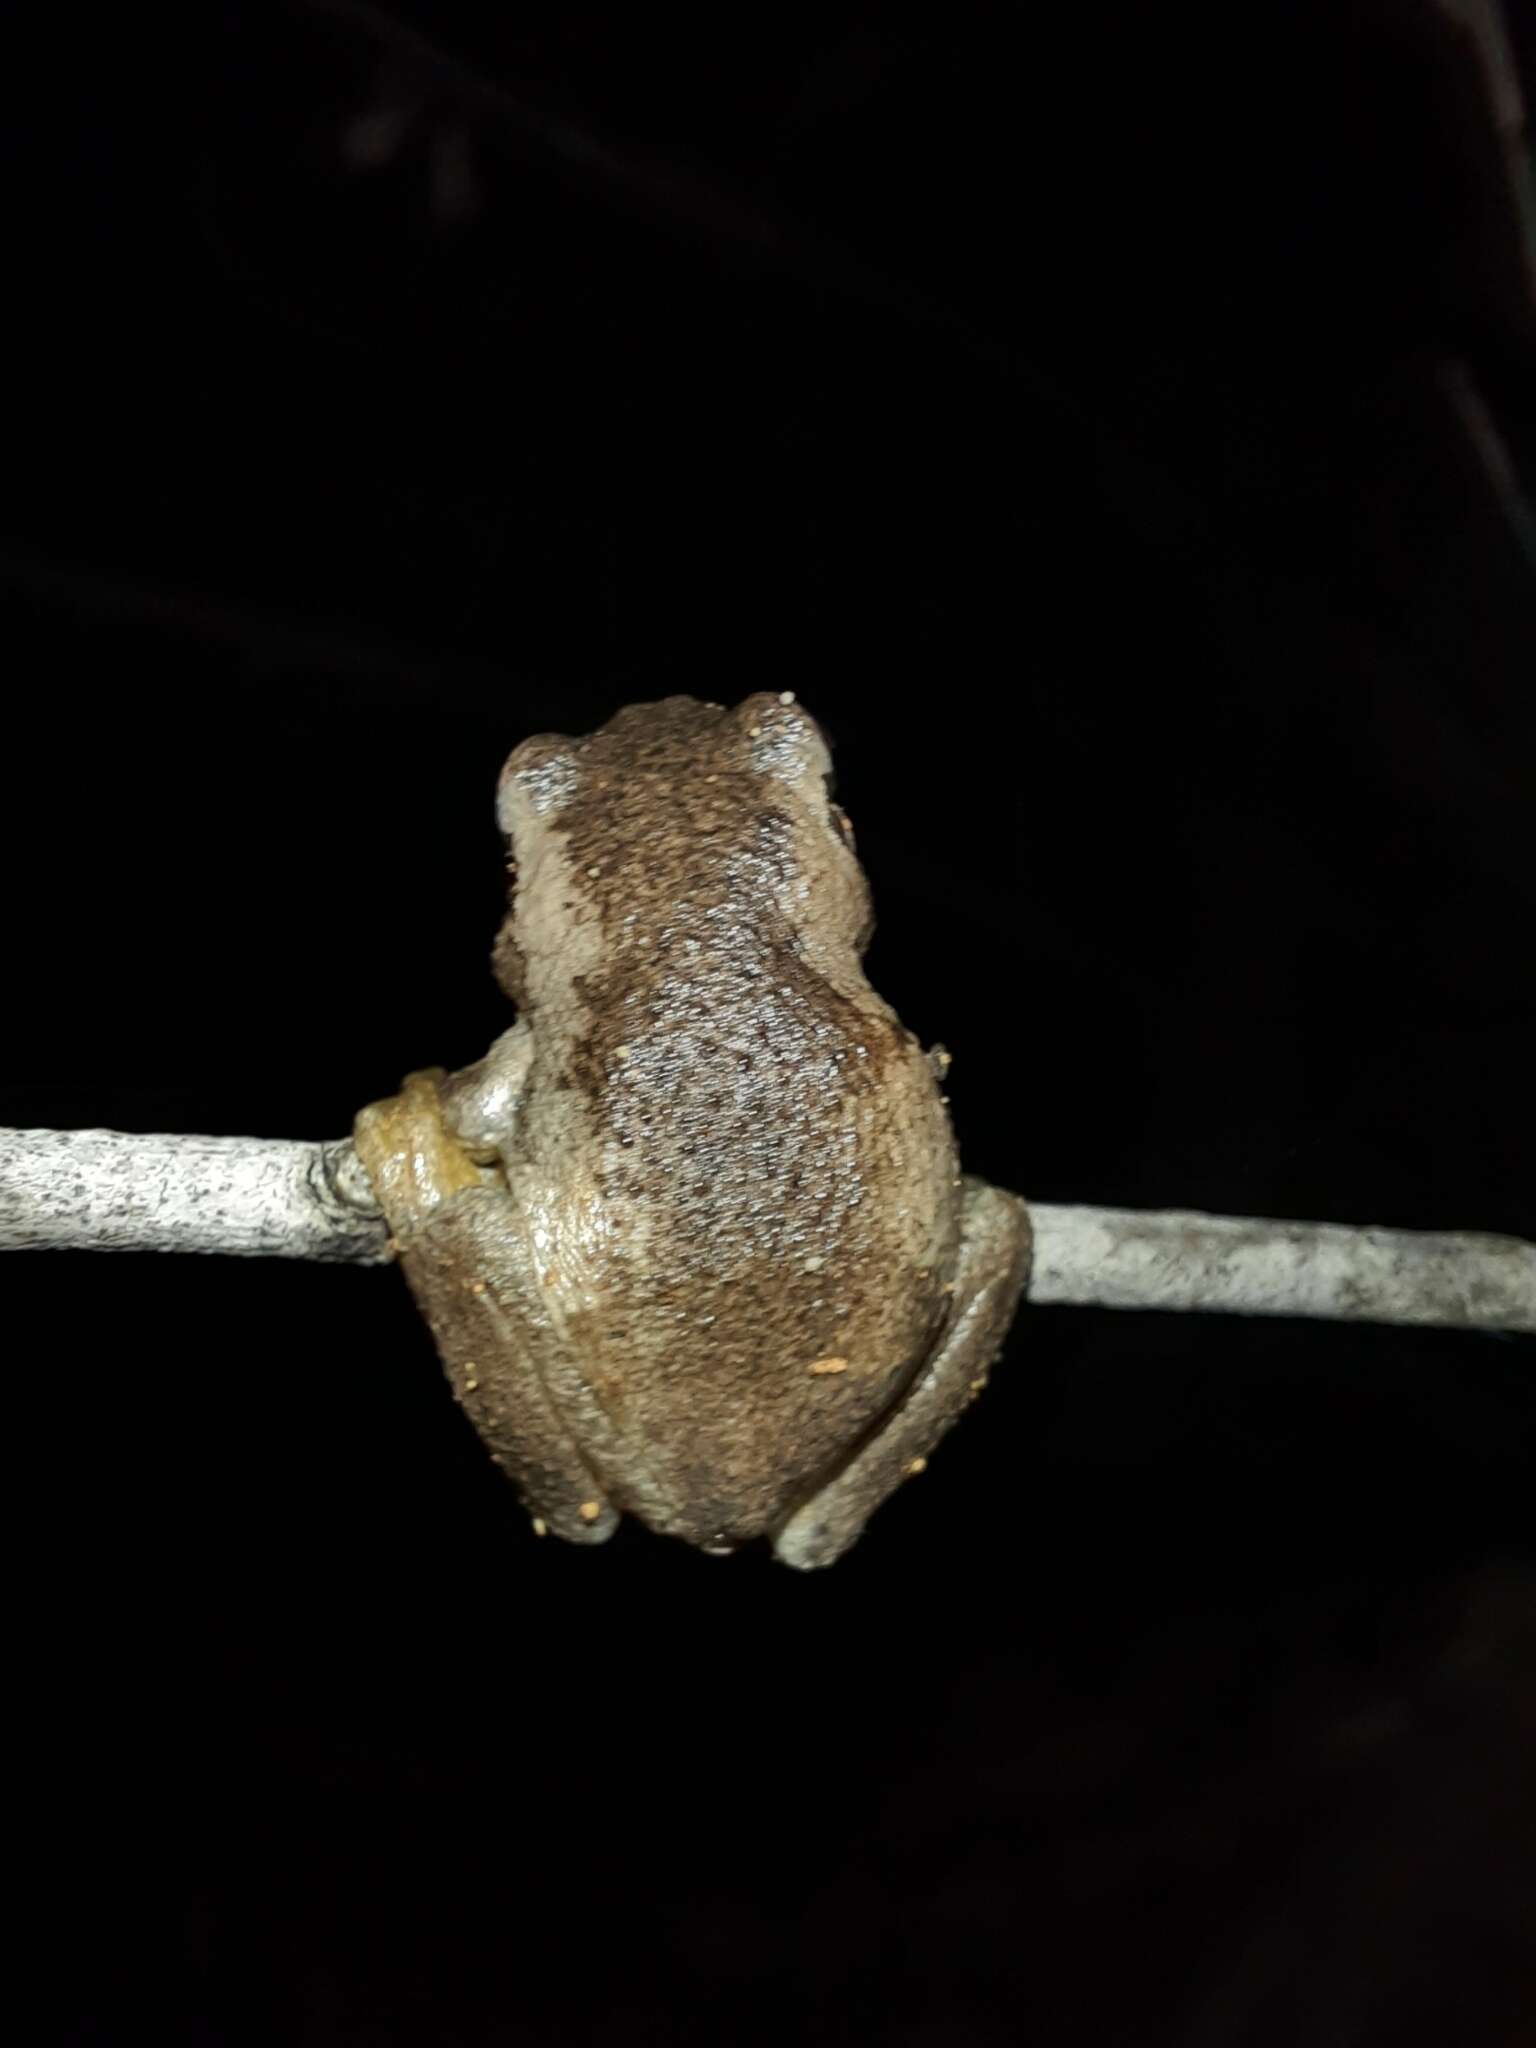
401;1193;620;1547
772;1179;1031;1570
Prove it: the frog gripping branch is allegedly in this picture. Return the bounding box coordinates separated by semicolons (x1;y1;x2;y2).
352;694;1033;1568
4;702;1532;1567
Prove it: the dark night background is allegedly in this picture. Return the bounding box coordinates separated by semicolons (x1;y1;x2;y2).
4;3;1535;2042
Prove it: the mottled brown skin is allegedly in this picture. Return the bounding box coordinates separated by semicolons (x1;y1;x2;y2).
354;694;1030;1567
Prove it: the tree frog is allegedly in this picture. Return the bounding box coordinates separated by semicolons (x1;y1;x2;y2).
353;693;1030;1567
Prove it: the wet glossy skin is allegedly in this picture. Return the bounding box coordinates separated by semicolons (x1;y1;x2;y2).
354;693;1030;1567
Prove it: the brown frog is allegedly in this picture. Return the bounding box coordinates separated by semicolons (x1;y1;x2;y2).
353;693;1029;1567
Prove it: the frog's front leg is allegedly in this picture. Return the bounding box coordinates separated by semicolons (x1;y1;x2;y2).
354;1076;620;1548
771;1180;1032;1570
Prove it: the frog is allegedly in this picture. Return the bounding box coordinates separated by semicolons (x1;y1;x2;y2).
353;692;1030;1568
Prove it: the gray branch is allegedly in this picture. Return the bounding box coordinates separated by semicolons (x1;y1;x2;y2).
0;1126;390;1264
1;1126;1531;1332
1027;1202;1535;1334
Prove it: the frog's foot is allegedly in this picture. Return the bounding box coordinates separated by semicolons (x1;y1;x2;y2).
771;1179;1031;1570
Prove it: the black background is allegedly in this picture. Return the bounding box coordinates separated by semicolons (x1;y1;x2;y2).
5;4;1536;2042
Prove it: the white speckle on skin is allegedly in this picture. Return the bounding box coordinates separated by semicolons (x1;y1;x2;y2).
500;751;579;824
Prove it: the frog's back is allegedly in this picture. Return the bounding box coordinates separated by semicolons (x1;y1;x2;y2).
495;693;964;1548
530;967;961;1548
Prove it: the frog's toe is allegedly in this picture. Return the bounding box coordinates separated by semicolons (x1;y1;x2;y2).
770;1513;838;1571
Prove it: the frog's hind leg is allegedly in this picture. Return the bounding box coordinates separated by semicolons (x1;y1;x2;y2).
357;1076;620;1548
771;1179;1031;1570
397;1190;622;1548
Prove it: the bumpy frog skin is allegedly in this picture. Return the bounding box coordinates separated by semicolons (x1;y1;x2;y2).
354;693;1030;1567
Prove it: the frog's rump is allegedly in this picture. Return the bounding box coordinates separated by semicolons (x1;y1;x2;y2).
529;1032;963;1543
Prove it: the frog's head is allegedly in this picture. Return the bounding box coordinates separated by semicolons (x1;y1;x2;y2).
491;693;872;1007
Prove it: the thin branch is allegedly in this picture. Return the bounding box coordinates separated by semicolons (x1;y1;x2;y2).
2;1126;1530;1333
1028;1202;1535;1335
0;1127;389;1263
